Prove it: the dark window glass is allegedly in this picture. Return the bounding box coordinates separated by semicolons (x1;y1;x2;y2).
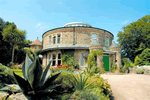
53;36;56;44
57;34;60;44
52;54;56;66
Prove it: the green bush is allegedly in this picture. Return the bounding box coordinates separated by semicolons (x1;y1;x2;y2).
85;66;96;76
123;58;134;68
62;53;79;69
134;48;150;66
111;61;117;73
95;67;105;74
136;68;144;74
120;65;126;73
54;72;75;93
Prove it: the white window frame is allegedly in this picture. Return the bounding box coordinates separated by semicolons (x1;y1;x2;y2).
80;53;85;66
105;37;109;47
57;53;61;65
92;34;97;43
49;36;51;45
53;35;56;44
57;34;61;44
52;54;56;66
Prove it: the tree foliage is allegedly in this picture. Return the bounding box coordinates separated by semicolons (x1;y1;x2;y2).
0;17;31;65
2;22;26;63
117;14;150;62
134;48;150;66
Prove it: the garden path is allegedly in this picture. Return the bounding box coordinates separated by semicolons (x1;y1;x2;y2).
101;74;150;100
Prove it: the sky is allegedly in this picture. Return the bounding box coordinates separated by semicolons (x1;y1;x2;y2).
0;0;149;43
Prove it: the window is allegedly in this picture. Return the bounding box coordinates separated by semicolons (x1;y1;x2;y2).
92;34;97;43
53;36;56;44
58;53;61;65
80;53;84;66
52;54;56;66
49;36;51;45
36;46;39;49
49;54;51;62
106;37;109;46
57;34;60;44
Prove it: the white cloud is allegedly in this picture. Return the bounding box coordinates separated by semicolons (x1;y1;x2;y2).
121;20;130;25
35;23;41;28
35;23;49;32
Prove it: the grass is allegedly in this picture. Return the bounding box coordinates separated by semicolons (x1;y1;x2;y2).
11;69;23;77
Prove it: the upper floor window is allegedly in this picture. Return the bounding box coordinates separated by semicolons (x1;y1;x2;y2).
92;34;97;43
53;36;56;44
49;36;51;45
57;34;60;44
106;37;109;46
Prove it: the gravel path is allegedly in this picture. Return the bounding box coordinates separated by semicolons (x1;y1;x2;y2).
101;74;150;100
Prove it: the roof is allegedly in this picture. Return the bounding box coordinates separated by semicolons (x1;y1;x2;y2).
110;40;119;48
30;38;42;46
64;22;91;27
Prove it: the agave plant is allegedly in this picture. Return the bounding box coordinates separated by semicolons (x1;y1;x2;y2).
71;73;95;91
13;51;61;100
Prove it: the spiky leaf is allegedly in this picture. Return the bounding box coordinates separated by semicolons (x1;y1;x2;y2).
23;54;32;80
27;57;43;90
40;61;51;86
13;72;32;93
40;72;61;90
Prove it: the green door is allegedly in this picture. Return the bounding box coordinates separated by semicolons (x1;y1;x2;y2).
103;56;109;71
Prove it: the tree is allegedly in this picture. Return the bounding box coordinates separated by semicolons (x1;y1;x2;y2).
0;18;12;65
135;48;150;66
117;14;150;62
2;23;26;63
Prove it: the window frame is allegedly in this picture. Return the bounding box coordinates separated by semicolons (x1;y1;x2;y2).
80;53;85;66
57;34;61;44
53;35;56;44
105;37;109;47
92;34;97;43
52;54;56;66
49;36;51;45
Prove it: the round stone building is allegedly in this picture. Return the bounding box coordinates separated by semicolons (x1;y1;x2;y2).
42;22;121;71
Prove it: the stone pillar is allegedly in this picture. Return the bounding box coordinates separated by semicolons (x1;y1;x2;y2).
109;54;113;71
42;54;46;66
116;51;121;68
97;54;103;67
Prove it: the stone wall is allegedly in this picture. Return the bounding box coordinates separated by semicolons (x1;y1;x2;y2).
43;27;113;49
30;45;42;51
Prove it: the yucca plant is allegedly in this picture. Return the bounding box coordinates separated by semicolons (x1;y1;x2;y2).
85;66;96;76
71;73;95;91
13;51;61;100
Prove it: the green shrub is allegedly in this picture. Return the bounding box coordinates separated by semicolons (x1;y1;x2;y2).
111;61;117;73
134;48;150;66
136;68;144;74
123;58;134;68
71;73;95;91
144;68;150;75
120;65;126;73
62;53;79;69
85;66;96;76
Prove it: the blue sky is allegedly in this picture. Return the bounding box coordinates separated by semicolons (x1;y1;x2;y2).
0;0;149;43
